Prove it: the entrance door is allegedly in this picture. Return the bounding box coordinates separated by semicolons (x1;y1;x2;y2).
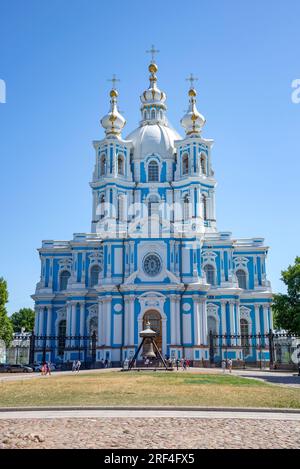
143;310;162;354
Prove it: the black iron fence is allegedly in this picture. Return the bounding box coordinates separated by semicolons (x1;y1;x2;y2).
9;330;300;371
209;330;300;370
28;332;97;369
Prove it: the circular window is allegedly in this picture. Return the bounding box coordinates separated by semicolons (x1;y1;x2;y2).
143;253;162;277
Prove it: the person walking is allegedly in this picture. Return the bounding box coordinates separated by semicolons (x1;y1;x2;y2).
46;362;51;376
76;360;81;373
176;358;179;371
41;363;46;376
221;359;226;373
72;360;76;372
228;358;232;373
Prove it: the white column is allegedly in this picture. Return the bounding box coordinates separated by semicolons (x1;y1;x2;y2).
46;306;52;346
236;302;241;346
229;300;235;335
263;305;269;334
71;303;76;348
105;298;111;347
193;297;201;346
124;297;130;346
38;307;44;341
175;297;181;344
80;303;85;346
49;259;53;289
66;303;72;347
170;295;177;345
221;300;227;345
170;241;175;273
200;299;207;345
129;295;135;346
254;304;260;334
221;251;225;282
34;307;40;335
254;257;259;287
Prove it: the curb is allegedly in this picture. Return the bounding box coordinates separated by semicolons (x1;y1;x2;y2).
0;406;300;413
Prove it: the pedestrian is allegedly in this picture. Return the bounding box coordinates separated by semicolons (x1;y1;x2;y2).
176;358;179;371
183;359;187;371
104;358;108;368
72;360;76;372
228;358;232;373
221;359;226;373
41;363;46;376
186;359;190;369
76;360;81;373
145;357;150;367
46;362;52;376
101;358;105;368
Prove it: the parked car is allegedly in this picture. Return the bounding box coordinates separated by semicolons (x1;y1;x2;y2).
6;364;33;373
0;363;9;373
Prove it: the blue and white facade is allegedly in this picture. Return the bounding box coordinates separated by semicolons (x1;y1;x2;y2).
32;58;273;365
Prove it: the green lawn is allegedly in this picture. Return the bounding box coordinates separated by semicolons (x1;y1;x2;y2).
1;371;300;408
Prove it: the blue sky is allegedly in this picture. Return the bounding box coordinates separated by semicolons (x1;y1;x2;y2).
0;0;299;315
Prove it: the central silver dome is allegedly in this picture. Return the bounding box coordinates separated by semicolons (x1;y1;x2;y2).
126;123;182;159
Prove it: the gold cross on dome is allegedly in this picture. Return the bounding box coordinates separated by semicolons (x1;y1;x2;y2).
107;74;120;89
186;73;198;89
146;45;160;63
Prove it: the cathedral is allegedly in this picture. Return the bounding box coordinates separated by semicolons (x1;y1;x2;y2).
32;50;273;365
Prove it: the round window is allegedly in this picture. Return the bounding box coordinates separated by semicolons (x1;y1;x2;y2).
143;253;162;277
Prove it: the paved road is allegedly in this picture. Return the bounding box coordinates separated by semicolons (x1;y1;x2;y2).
0;409;300;420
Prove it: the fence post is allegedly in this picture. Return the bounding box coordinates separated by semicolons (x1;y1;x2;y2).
29;331;35;364
268;329;274;368
209;331;214;365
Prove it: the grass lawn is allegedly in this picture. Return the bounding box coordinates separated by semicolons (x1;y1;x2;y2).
1;371;300;408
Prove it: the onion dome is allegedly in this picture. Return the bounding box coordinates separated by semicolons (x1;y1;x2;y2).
140;62;167;124
181;83;206;137
100;87;126;139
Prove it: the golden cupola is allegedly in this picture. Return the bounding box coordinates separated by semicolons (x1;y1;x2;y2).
181;77;206;137
101;85;126;139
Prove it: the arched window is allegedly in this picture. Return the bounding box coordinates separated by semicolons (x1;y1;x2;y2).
118;155;124;175
182;153;189;175
148;194;160;217
202;194;207;220
99;193;105;219
117;195;124;221
183;194;190;220
207;316;217;345
100;155;106;176
200;153;207;175
143;310;162;353
144;111;147;120
240;318;250;354
58;319;66;356
89;316;98;337
59;271;70;291
90;264;100;287
148;160;159;182
203;264;216;286
151;109;155;120
236;269;247;289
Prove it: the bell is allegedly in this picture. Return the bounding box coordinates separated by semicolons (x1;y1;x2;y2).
144;340;156;359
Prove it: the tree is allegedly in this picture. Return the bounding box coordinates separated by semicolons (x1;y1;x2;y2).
10;308;35;333
272;257;300;335
0;277;13;346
